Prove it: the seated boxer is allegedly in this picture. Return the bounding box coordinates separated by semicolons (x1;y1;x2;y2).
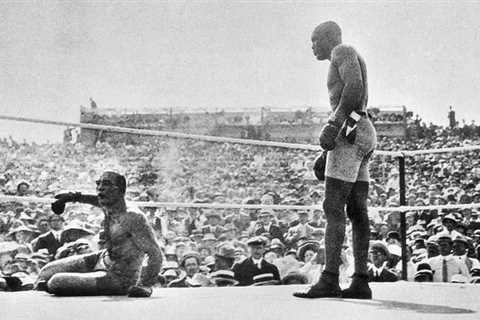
36;171;162;297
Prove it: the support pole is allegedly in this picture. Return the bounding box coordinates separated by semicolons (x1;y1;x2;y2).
398;155;407;280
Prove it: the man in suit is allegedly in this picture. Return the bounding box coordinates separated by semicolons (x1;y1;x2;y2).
32;215;65;255
285;211;317;245
253;209;284;242
201;211;225;238
367;241;398;282
224;209;251;232
232;236;280;286
452;235;480;274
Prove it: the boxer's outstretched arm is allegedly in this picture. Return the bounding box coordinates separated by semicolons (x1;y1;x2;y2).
51;193;100;215
128;213;162;287
329;45;365;126
77;194;100;207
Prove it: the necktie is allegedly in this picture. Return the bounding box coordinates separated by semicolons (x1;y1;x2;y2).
442;258;448;282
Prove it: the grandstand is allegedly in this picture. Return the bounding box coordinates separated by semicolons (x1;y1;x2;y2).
78;105;412;145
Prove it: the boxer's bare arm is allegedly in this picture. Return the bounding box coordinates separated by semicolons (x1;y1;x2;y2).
329;45;365;126
77;194;100;207
128;212;162;287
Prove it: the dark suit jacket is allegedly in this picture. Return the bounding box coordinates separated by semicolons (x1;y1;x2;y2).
254;224;284;242
368;267;398;282
232;257;280;286
32;231;63;255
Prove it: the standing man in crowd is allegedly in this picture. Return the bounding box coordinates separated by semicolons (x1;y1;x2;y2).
295;21;376;299
36;171;162;297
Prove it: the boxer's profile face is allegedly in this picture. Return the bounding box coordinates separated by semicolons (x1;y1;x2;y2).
96;172;124;206
311;21;341;61
311;32;331;61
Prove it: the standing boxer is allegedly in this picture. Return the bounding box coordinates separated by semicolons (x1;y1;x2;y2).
294;21;376;299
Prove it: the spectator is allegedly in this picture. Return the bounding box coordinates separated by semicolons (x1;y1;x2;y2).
367;241;398;282
427;233;470;282
232;236;280;286
32;215;64;255
168;251;202;288
253;209;283;241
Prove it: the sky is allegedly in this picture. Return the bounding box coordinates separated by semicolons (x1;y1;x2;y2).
1;1;479;142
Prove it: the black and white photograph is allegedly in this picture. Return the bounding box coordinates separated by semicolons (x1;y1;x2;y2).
1;1;480;319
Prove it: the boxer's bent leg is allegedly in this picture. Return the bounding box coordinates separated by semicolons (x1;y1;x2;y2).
48;271;129;296
37;251;99;284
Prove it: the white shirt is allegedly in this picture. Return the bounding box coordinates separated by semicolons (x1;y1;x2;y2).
427;255;470;282
369;262;387;277
252;257;263;269
454;254;480;272
51;230;62;241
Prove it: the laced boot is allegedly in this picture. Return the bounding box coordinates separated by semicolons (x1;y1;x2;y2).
293;270;341;298
341;273;372;299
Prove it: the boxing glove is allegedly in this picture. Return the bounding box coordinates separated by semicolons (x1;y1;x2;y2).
319;122;340;151
313;150;328;181
51;192;82;215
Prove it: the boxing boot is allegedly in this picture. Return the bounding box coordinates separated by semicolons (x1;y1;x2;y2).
341;273;372;299
293;270;341;298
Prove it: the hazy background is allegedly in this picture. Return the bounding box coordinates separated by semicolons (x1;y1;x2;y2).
1;1;479;142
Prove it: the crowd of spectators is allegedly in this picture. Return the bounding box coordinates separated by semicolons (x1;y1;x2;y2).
1;122;480;291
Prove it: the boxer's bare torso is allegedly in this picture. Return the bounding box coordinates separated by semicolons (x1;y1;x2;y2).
327;45;368;120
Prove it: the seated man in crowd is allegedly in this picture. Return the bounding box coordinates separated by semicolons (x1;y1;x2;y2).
367;241;398;282
232;236;280;286
168;251;202;288
36;171;162;297
427;232;470;282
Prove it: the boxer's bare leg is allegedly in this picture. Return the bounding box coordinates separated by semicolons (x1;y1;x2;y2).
37;252;98;284
346;181;370;276
48;271;129;296
294;177;353;298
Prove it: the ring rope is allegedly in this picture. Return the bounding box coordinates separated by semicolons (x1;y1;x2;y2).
3;115;480;156
0;115;324;152
1;195;479;213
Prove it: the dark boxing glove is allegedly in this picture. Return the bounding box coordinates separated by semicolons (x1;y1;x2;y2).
319;122;340;151
51;192;82;215
313;150;328;181
127;285;153;298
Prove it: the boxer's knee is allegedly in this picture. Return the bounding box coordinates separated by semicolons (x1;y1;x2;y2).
323;200;346;226
47;272;106;296
323;177;353;223
47;274;67;295
38;261;61;282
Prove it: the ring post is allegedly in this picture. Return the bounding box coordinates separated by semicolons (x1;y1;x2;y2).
398;155;407;280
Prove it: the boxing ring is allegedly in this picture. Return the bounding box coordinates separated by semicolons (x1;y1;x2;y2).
2;283;480;320
1;115;480;319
